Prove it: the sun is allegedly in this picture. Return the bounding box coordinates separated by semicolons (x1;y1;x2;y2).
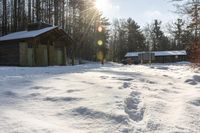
95;0;108;12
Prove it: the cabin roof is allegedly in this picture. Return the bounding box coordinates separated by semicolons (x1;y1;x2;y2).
125;50;187;57
154;50;187;56
0;26;58;42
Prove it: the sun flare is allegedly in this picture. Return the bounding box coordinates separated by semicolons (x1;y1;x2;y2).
95;0;108;12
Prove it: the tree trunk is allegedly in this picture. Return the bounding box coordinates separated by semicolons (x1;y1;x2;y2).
2;0;7;35
13;0;17;31
54;0;58;26
28;0;31;23
36;0;40;22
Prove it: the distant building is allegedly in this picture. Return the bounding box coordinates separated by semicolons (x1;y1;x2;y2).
125;50;187;64
0;23;72;66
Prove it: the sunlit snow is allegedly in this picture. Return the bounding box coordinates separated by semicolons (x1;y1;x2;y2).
0;63;199;133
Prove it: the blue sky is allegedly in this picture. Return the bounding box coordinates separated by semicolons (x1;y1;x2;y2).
101;0;178;27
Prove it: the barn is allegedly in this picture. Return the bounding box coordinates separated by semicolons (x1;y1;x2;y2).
0;23;72;66
125;50;187;64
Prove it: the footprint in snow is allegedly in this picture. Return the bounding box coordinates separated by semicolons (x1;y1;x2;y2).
67;89;82;93
81;81;95;85
71;107;129;124
44;96;82;102
185;79;197;85
161;88;179;94
117;78;134;81
156;66;169;70
193;75;200;82
100;76;109;79
190;99;200;106
119;82;131;89
124;91;145;122
30;86;53;90
143;86;158;91
168;82;174;85
3;91;18;97
140;79;156;84
185;75;200;85
123;82;131;88
163;75;169;77
54;78;63;80
27;93;41;97
106;86;113;89
146;80;157;84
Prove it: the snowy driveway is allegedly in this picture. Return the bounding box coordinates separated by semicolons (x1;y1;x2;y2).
0;63;200;133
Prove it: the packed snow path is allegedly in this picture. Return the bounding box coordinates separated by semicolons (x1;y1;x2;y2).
0;63;199;133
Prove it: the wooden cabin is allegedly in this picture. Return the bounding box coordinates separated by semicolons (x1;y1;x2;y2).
125;50;187;64
0;23;72;66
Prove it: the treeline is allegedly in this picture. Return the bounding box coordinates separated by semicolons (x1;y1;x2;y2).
109;0;200;62
109;18;191;62
1;0;200;63
172;0;200;63
0;0;109;62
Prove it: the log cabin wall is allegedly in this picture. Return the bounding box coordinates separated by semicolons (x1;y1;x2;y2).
54;40;67;66
48;45;56;65
34;45;48;66
19;39;49;66
19;42;28;66
0;43;20;66
48;45;66;66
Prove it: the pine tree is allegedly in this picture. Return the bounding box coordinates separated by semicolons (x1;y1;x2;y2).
173;0;200;45
127;18;146;52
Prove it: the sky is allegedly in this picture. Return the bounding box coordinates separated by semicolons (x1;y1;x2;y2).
99;0;179;27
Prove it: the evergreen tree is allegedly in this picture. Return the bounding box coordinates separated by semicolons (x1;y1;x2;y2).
127;18;146;52
144;20;171;51
172;0;200;45
167;19;186;50
109;18;146;62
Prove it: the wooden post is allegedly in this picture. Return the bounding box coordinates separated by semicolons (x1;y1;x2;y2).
47;40;50;66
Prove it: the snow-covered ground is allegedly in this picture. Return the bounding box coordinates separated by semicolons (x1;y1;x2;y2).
0;63;200;133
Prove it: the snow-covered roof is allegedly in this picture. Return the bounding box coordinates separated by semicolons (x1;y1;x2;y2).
125;52;141;57
154;50;187;56
125;50;187;57
0;26;57;41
